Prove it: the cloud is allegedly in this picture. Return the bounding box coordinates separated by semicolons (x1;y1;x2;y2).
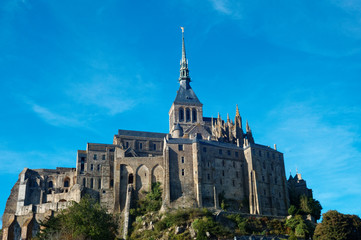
208;0;241;19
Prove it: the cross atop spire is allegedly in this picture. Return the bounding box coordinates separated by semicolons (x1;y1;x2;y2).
179;27;190;83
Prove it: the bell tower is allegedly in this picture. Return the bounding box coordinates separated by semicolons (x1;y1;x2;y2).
169;27;203;136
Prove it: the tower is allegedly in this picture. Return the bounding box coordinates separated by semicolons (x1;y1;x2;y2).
169;27;203;136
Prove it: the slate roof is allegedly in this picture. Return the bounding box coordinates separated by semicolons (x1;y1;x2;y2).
173;84;202;106
117;129;167;139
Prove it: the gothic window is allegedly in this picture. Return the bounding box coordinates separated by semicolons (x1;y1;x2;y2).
90;178;94;188
64;178;70;188
93;154;97;160
181;169;185;176
48;181;53;188
98;179;101;189
186;109;190;122
192;109;197;122
128;174;134;184
179;108;184;122
102;154;106;160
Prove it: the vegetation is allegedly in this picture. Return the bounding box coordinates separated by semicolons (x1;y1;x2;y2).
288;194;322;221
34;196;118;240
285;214;315;239
130;182;162;217
314;210;361;240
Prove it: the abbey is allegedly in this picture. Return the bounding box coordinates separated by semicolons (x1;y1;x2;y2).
2;31;302;239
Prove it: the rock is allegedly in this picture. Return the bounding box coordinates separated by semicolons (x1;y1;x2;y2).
175;226;185;234
189;226;196;238
206;231;211;237
148;221;154;230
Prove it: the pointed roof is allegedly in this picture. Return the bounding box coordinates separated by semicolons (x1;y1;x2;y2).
173;27;202;106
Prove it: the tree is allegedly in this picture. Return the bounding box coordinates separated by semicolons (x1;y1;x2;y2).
314;210;361;240
299;195;322;221
36;196;118;240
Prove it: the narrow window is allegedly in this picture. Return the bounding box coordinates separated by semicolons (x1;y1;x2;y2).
233;162;235;168
110;179;114;187
264;190;266;195
186;109;190;122
97;165;101;171
179;108;184;122
48;181;53;188
222;160;225;166
80;163;84;172
98;179;101;189
93;154;97;160
227;150;231;156
178;144;183;151
64;179;70;187
181;157;184;163
262;176;265;182
271;163;274;171
128;174;134;184
222;170;225;176
153;143;157;150
139;142;143;150
275;177;277;184
263;162;266;169
90;178;93;188
267;152;270;158
220;179;222;185
232;180;235;186
207;174;210;180
91;164;93;171
279;192;281;197
272;153;275;159
125;142;129;148
192;109;197;122
236;171;239;178
259;150;262;157
102;154;105;160
181;169;185;176
207;162;210;167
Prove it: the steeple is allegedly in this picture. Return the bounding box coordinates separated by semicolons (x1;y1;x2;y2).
179;27;190;86
246;120;251;132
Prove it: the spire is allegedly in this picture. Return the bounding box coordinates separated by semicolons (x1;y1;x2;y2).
179;27;190;83
235;104;240;117
246;120;251;132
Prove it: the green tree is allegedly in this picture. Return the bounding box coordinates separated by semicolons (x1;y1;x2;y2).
288;205;298;216
299;195;322;221
36;196;118;240
314;210;361;240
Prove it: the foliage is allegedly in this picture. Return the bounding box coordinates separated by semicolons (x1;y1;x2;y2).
314;210;361;240
218;191;229;211
131;182;162;217
192;216;231;240
286;214;314;239
35;196;117;240
288;205;298;216
299;195;322;221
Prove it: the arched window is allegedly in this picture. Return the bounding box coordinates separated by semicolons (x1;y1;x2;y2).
128;173;134;184
186;109;190;122
64;178;70;188
192;109;197;122
82;178;86;187
98;179;101;189
179;108;184;122
48;181;53;188
90;178;94;188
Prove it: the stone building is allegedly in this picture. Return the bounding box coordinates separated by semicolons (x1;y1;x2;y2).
2;30;300;239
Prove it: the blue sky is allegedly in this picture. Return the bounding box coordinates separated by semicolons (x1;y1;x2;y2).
1;0;361;227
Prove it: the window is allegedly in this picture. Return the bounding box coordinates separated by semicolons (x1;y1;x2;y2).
181;157;184;163
207;174;210;180
98;179;101;189
227;150;231;156
139;143;143;150
97;165;101;171
271;163;274;171
236;171;239;178
102;154;106;160
90;178;94;188
91;164;93;171
263;162;266;169
181;169;185;176
64;179;70;188
232;180;235;186
222;160;225;167
110;179;114;187
262;176;265;182
178;144;183;151
275;177;277;184
264;190;266;195
259;150;262;157
80;163;84;172
219;149;222;155
235;151;239;157
192;109;197;122
279;155;282;160
222;170;225;176
153;144;157;150
48;181;53;188
220;179;222;185
186;109;190;122
125;142;129;148
233;162;235;168
267;152;270;158
82;178;86;187
207;162;210;167
179;108;184;122
93;154;97;160
203;147;207;152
